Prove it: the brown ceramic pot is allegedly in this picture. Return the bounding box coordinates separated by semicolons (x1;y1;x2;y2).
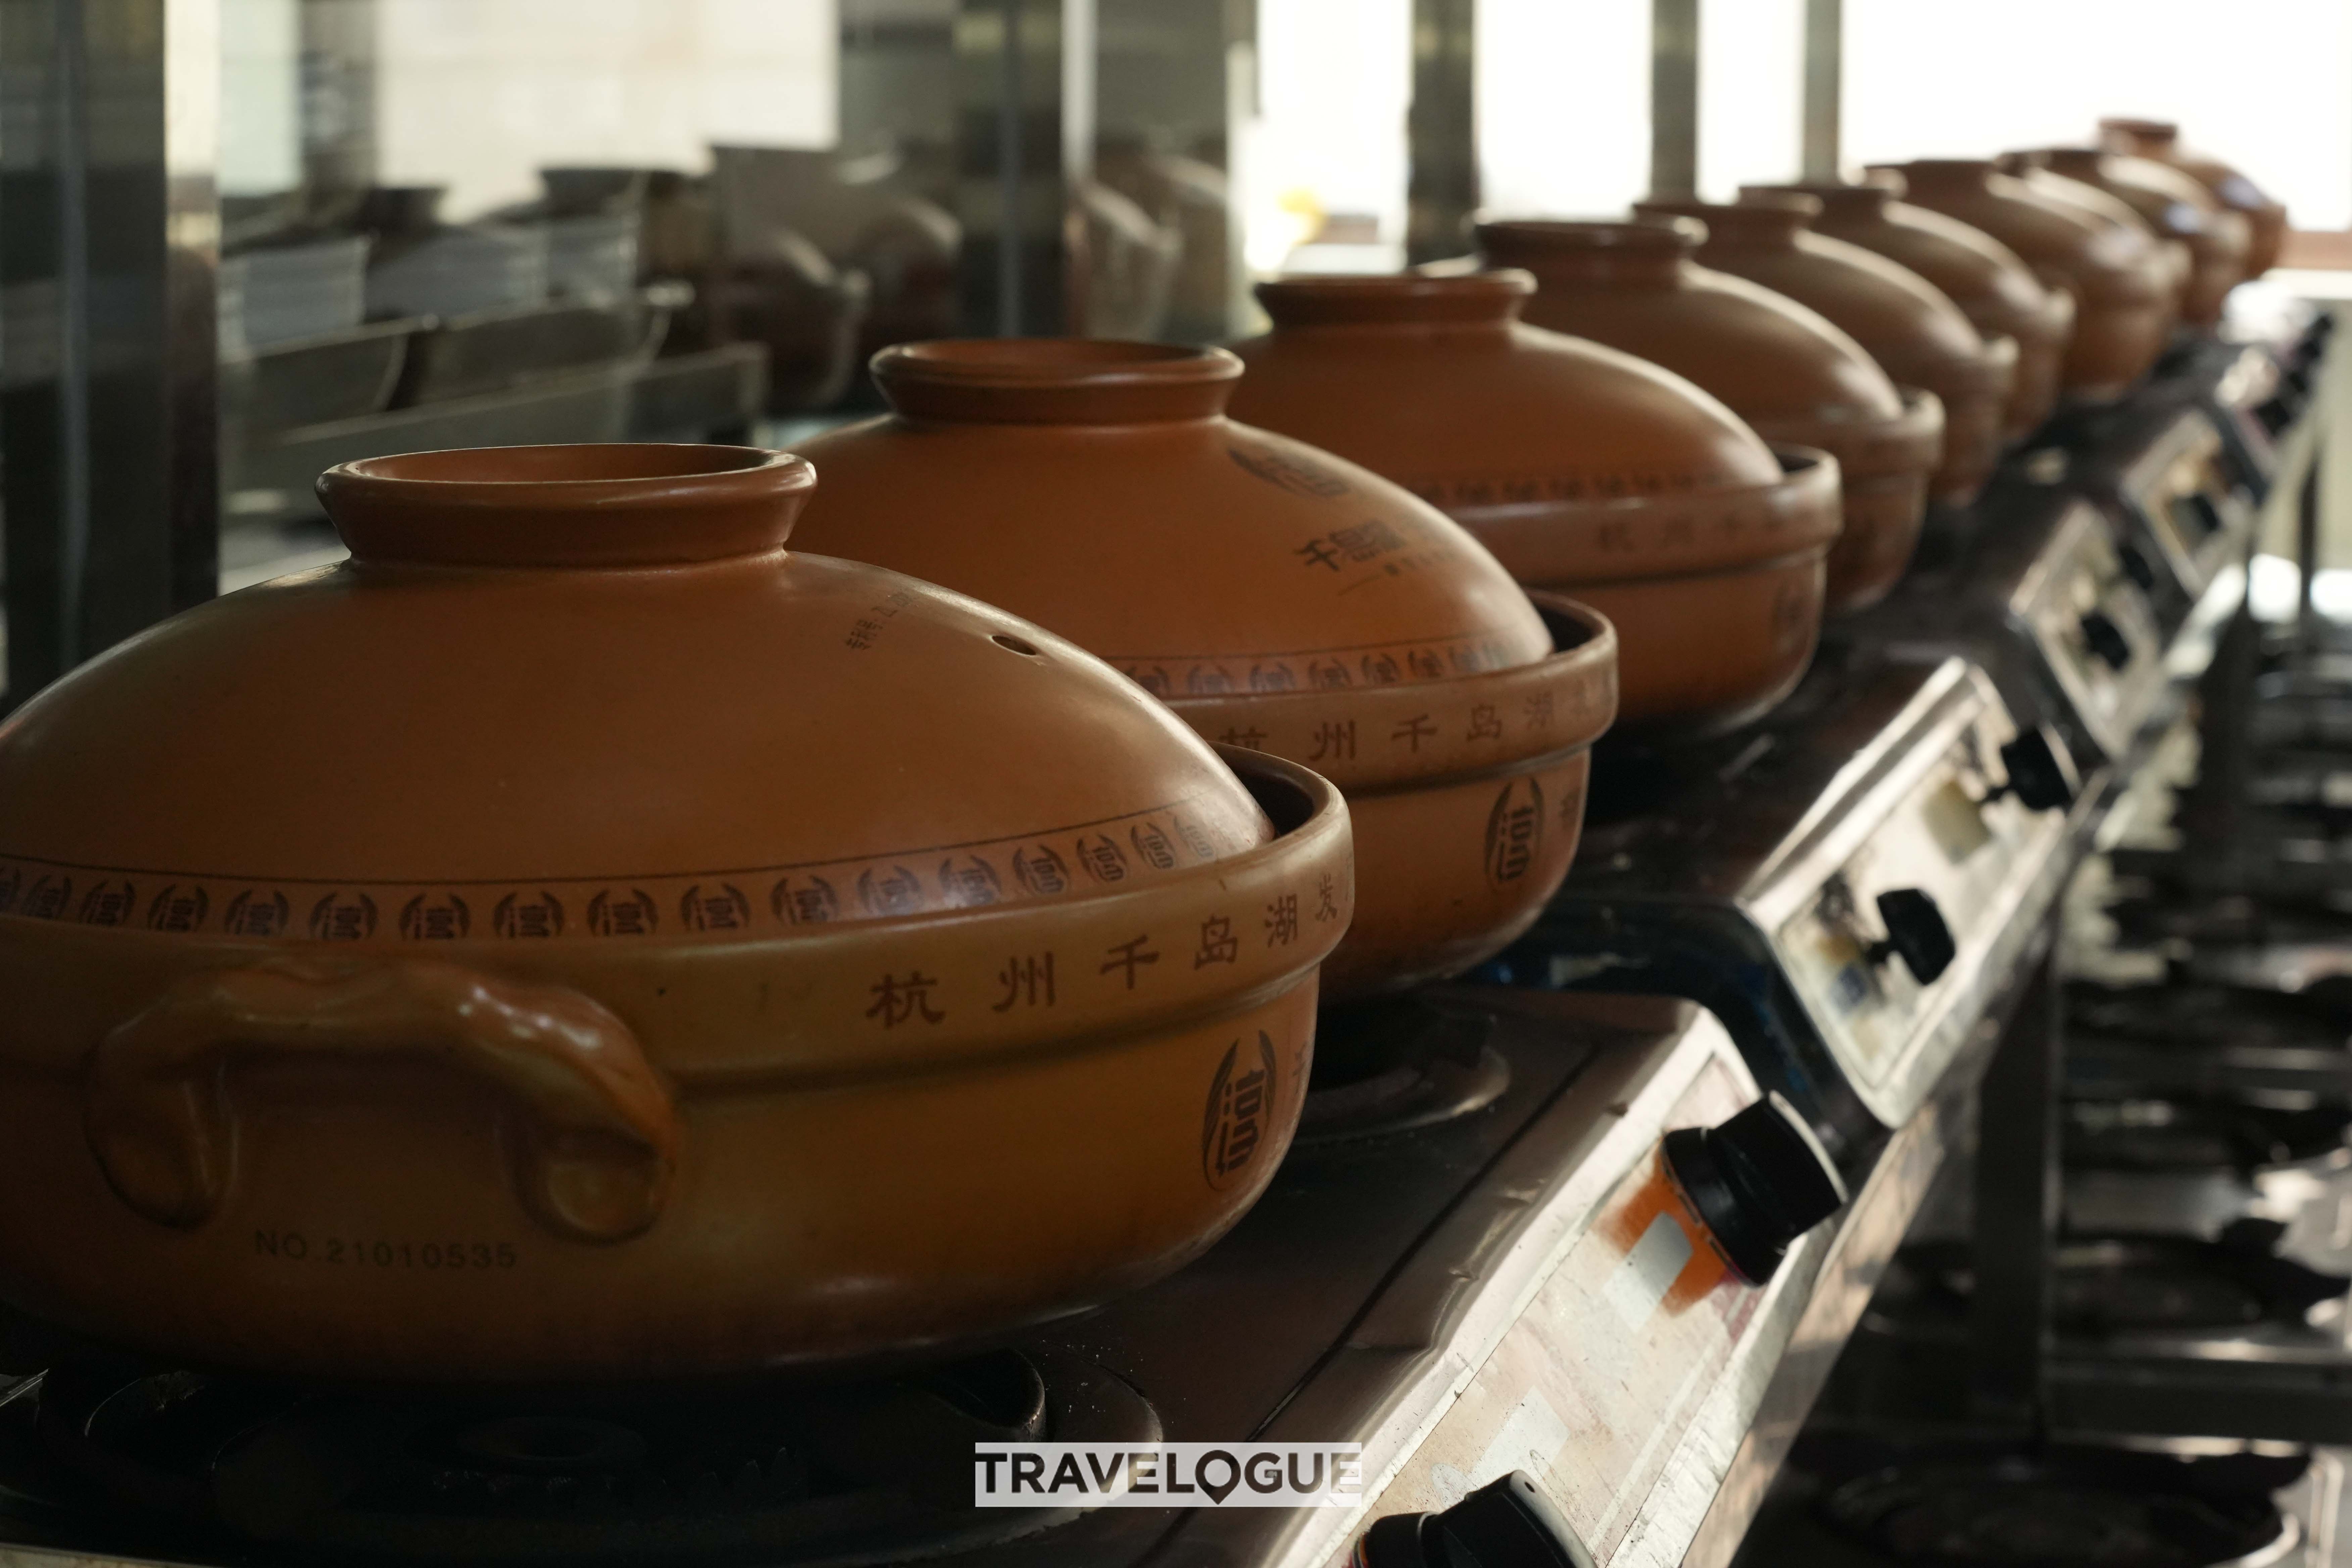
1750;179;2074;442
0;444;1354;1385
1872;160;2176;403
1634;195;2014;507
1474;218;1940;614
789;341;1617;1001
1997;161;2194;326
2021;147;2250;327
2100;118;2289;279
1225;271;1840;737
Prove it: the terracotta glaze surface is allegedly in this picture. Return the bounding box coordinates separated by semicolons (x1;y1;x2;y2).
0;443;1354;1384
1872;160;2176;403
1635;195;2013;506
1474;218;1938;614
1751;178;2074;442
790;340;1616;1001
1226;270;1837;736
2100;118;2289;278
2021;146;2250;327
2001;162;2195;324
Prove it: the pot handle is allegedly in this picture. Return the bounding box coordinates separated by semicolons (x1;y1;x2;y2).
84;959;678;1243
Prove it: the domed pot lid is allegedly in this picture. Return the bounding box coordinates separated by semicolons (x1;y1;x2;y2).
1871;160;2173;308
1631;194;2004;390
1472;217;1941;484
790;339;1614;771
1234;268;1782;502
0;446;1356;1088
1745;178;2059;333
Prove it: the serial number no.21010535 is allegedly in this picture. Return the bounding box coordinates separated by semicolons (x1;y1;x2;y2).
254;1231;518;1269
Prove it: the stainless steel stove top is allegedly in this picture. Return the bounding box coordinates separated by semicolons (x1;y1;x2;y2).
1508;655;2092;1152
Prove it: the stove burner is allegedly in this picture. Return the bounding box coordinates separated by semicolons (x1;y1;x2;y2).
1736;1438;2311;1568
1816;1453;2299;1568
22;1346;1157;1564
2066;1098;2352;1174
1297;995;1509;1145
1895;1228;2349;1336
2068;982;2352;1051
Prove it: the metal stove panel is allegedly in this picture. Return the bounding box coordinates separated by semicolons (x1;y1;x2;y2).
1526;658;2088;1141
1200;999;1837;1568
2113;406;2260;604
1765;677;2073;1130
2011;502;2169;764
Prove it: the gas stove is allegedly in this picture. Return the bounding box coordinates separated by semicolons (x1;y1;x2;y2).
2064;394;2262;618
1731;1434;2338;1568
0;991;1937;1568
1845;477;2168;773
1501;652;2092;1159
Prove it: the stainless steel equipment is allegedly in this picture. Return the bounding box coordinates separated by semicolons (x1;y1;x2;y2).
1506;654;2093;1157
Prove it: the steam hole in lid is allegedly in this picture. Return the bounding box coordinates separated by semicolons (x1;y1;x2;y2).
991;633;1042;657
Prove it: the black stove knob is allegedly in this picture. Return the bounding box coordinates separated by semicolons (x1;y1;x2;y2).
2114;539;2158;595
1662;1092;1848;1286
1865;888;1956;984
1355;1471;1592;1568
1984;727;2077;813
2077;608;2133;670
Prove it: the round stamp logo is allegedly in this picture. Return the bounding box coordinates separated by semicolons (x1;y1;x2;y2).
1483;776;1546;888
1202;1031;1281;1191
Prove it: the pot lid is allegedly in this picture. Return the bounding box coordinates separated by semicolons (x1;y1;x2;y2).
1870;161;2172;306
1749;181;2054;330
1474;216;1907;427
1635;197;1991;380
789;340;1555;704
1231;269;1783;503
0;445;1278;939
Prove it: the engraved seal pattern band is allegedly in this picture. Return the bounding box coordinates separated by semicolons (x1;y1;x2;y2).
1168;594;1618;795
0;796;1264;944
0;751;1356;1081
1746;385;1944;482
1444;448;1844;588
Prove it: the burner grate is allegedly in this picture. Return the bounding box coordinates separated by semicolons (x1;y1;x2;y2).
26;1346;1157;1565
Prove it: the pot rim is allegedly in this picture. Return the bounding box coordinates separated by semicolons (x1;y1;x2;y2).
1635;193;1822;239
1165;594;1618;795
1747;384;1945;480
1253;268;1534;327
1741;180;1894;215
318;444;814;569
1444;444;1844;588
2099;116;2180;144
0;746;1355;1084
871;338;1242;425
1474;216;1704;264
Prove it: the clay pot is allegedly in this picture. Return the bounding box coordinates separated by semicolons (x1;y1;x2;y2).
1225;271;1840;737
2100;118;2289;279
1872;160;2176;403
1635;195;2014;507
1474;218;1940;615
2023;147;2250;328
789;340;1617;1001
1998;161;2194;324
0;444;1354;1384
1750;179;2074;442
